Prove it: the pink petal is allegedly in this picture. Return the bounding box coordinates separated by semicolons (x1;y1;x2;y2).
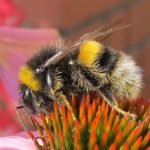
0;27;59;102
0;27;59;57
0;48;26;102
0;27;59;43
0;0;24;26
0;80;21;135
0;135;36;150
0;27;59;135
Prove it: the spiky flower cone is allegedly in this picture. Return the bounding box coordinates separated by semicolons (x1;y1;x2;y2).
28;94;150;150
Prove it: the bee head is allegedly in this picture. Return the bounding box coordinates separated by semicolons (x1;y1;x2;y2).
19;64;56;114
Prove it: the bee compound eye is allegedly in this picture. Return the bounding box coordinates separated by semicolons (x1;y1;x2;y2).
23;89;37;113
24;89;30;99
23;90;34;106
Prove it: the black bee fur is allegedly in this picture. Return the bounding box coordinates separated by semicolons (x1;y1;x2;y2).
18;23;142;119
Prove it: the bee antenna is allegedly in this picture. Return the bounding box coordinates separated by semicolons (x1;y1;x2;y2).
16;105;28;131
16;105;35;131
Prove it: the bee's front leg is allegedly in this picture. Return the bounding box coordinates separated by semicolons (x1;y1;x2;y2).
55;92;77;120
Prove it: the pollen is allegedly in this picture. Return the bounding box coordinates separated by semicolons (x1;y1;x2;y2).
19;65;41;91
78;40;104;66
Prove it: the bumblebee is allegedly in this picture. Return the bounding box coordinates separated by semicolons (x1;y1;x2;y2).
18;22;142;119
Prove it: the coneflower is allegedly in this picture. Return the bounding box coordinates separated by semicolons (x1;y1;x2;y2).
28;94;150;150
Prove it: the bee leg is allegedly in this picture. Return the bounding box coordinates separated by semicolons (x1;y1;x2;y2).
100;88;137;119
56;93;77;120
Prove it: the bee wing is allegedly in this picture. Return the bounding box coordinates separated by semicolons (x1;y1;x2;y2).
78;23;131;42
37;20;131;73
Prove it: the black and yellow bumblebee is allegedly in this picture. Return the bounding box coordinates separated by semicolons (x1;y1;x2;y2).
18;21;142;119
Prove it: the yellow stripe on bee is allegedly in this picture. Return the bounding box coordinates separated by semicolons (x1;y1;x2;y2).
19;65;41;91
78;40;104;66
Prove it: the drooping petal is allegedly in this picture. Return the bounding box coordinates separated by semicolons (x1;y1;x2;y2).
0;27;59;102
0;27;59;135
0;135;36;150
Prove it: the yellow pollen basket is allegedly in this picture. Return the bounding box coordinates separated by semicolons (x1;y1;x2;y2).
19;65;41;91
78;40;104;67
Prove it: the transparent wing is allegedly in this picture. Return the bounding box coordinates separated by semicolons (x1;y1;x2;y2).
37;20;131;73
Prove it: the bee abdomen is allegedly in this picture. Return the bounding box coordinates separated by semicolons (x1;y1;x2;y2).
99;47;118;74
110;54;142;100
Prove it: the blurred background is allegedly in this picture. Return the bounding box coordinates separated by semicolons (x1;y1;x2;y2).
0;0;149;135
16;0;150;97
